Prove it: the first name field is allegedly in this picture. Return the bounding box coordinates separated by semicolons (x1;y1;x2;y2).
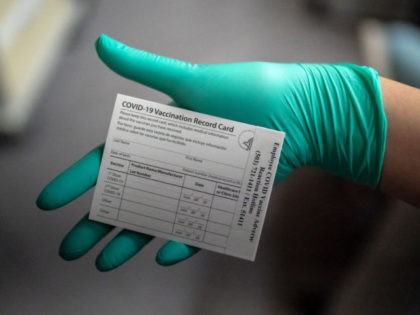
90;94;285;261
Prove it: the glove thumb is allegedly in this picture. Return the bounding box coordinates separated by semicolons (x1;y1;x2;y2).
95;34;195;99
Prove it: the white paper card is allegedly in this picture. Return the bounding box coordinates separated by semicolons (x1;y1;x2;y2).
89;94;285;261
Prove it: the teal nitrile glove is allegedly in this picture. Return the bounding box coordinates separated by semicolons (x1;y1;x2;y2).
37;34;387;270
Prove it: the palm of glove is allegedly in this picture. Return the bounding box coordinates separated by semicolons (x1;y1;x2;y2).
168;62;315;179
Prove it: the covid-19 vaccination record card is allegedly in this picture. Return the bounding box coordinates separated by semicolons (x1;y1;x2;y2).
89;94;285;261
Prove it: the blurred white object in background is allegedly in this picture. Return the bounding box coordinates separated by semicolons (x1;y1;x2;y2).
0;0;85;134
0;0;43;53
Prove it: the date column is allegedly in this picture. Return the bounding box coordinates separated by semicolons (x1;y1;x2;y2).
174;176;216;242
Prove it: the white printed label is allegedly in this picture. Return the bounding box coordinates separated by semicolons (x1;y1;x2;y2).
89;94;285;261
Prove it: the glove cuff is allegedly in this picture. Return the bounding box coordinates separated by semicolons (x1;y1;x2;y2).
318;64;388;188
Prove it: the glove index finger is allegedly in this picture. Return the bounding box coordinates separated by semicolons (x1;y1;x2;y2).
95;34;195;99
36;144;104;210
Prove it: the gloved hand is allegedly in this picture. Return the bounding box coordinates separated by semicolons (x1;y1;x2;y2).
36;34;387;271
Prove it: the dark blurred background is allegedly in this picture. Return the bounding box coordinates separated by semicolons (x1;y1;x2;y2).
1;0;419;314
